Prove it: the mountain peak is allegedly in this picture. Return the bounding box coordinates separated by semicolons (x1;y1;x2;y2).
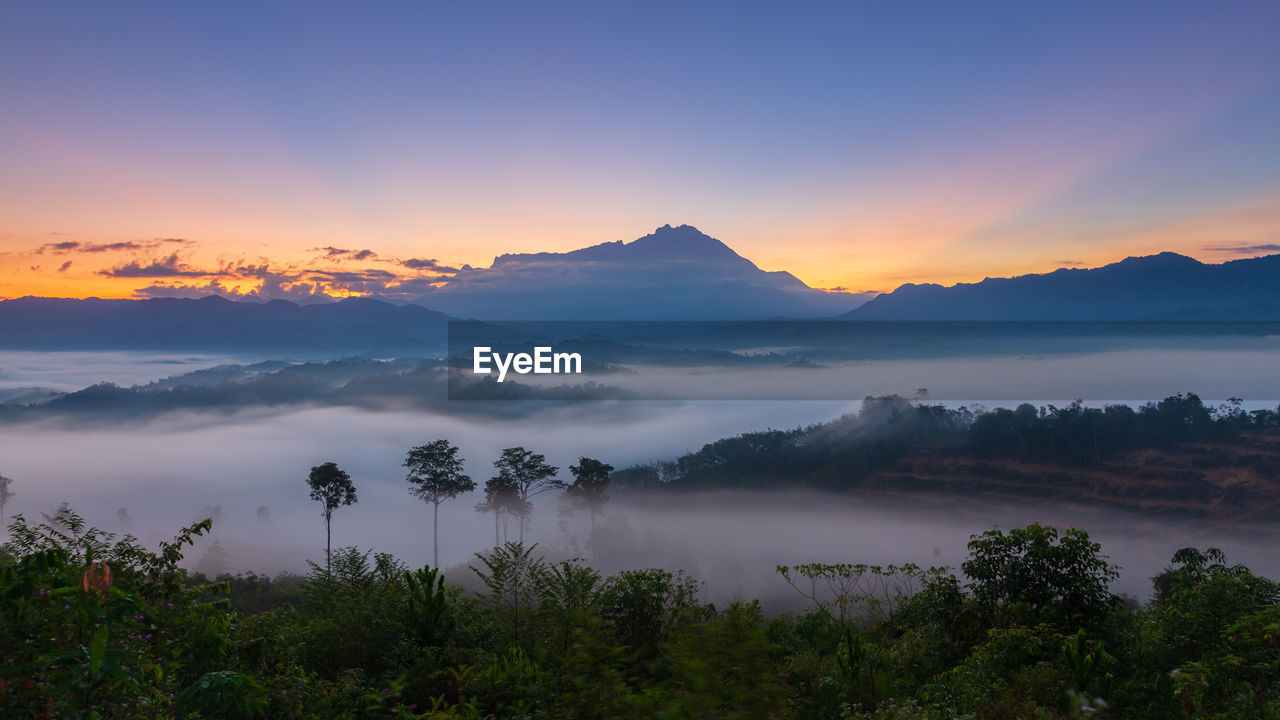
1112;251;1201;269
425;225;872;319
627;224;737;259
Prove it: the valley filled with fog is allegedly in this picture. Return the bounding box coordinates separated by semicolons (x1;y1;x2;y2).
2;341;1278;609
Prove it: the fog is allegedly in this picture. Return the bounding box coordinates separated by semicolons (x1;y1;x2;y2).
0;350;241;392
0;401;849;572
492;347;1280;403
3;347;1278;613
3;401;1277;612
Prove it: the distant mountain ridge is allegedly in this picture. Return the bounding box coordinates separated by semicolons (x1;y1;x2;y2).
844;252;1280;320
5;239;1278;355
0;295;450;355
421;224;872;319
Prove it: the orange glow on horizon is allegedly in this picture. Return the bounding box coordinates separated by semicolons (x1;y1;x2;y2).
4;195;1279;303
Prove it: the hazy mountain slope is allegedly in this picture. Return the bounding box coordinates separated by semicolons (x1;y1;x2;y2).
421;224;872;319
843;252;1280;320
0;296;450;354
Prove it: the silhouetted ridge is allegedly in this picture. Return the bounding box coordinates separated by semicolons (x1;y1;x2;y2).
844;252;1280;320
0;296;450;354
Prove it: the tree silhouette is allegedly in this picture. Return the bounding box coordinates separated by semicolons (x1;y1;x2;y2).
476;473;523;546
492;447;559;542
404;439;476;568
566;456;613;530
195;540;230;577
0;472;12;532
306;461;357;574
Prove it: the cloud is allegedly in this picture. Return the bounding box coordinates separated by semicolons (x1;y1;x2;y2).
58;261;72;273
35;238;194;255
83;242;148;253
133;262;332;302
306;269;397;283
1204;243;1280;255
100;254;207;278
401;257;459;273
135;277;325;302
312;247;378;261
36;241;82;254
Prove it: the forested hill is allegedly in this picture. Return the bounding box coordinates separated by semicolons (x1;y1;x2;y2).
614;394;1280;525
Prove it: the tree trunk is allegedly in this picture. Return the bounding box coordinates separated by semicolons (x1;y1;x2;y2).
433;500;440;569
493;509;499;547
325;511;332;576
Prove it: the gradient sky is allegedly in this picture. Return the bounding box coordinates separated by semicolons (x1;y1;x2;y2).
3;1;1280;301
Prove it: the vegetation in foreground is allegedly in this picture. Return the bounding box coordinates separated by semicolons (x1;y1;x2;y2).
2;506;1278;719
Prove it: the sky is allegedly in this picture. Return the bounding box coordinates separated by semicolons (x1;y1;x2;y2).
2;1;1280;301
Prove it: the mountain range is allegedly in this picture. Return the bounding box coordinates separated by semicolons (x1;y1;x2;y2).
0;295;450;355
843;251;1280;320
3;229;1280;356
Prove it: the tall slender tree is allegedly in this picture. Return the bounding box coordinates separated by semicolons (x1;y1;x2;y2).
492;447;560;542
404;439;476;568
306;461;357;574
565;456;613;530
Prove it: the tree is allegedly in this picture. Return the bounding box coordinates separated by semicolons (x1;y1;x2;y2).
492;447;559;542
195;540;230;578
1151;547;1280;663
565;457;613;530
404;439;476;568
962;524;1118;629
476;473;522;546
306;461;357;574
0;471;13;531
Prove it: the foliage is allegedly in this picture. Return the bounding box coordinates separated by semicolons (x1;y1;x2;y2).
405;440;476;507
564;456;613;527
471;541;547;647
962;524;1119;630
0;471;13;527
491;446;560;541
404;439;476;567
778;562;946;626
4;509;1277;719
306;461;357;572
613;393;1280;490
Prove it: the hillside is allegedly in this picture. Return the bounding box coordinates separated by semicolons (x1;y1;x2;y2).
861;430;1280;528
616;394;1280;529
0;295;451;354
844;252;1280;320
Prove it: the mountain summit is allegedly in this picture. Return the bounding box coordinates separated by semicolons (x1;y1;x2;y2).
493;224;742;266
422;224;871;320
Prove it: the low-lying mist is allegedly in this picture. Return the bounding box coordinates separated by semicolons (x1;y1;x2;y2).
4;343;1279;614
4;402;1276;613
